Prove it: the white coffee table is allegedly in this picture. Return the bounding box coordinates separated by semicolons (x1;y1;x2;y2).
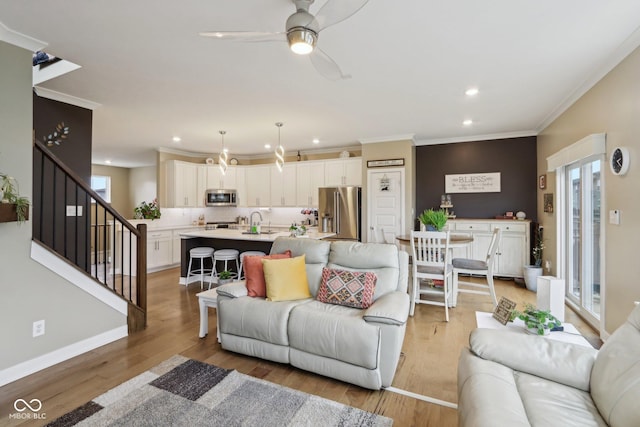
475;311;593;348
196;288;218;339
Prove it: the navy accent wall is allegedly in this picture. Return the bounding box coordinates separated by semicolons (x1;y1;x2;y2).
33;92;93;272
415;136;537;228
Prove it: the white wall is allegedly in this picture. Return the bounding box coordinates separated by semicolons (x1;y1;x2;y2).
129;165;157;216
0;41;126;381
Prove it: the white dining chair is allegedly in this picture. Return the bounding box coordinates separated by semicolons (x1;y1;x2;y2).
410;230;452;321
452;228;502;307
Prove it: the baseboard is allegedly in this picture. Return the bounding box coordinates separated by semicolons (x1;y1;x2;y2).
30;241;127;315
0;325;128;387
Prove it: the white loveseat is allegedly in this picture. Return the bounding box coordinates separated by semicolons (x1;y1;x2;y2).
458;304;640;426
215;237;410;390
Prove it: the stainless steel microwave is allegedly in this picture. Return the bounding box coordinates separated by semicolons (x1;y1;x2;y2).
205;189;237;207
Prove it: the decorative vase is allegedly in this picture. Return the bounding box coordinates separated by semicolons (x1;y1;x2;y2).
523;265;543;292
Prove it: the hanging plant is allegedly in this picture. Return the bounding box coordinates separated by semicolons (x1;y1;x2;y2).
43;122;70;146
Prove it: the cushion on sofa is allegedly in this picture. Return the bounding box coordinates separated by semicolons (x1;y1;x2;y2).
218;297;310;346
270;237;331;296
590;305;640;427
288;300;380;369
244;250;292;297
316;267;377;309
328;241;399;299
263;255;312;302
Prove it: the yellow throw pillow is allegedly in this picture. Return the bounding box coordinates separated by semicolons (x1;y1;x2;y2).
262;255;312;302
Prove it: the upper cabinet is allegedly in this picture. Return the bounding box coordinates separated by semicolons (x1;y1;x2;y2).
165;160;200;207
296;161;325;207
205;165;238;191
270;164;297;207
245;165;271;207
324;158;362;186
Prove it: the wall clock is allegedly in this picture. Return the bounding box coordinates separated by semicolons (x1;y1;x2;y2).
610;146;630;176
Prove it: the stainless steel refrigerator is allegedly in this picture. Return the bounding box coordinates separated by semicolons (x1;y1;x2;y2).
318;186;361;241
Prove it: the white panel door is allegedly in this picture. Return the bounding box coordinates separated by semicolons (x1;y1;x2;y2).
367;169;404;244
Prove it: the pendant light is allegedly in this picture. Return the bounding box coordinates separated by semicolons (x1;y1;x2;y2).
275;122;285;172
218;130;228;175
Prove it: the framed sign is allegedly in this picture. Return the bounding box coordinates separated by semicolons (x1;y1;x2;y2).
367;158;404;168
492;297;517;325
445;172;501;193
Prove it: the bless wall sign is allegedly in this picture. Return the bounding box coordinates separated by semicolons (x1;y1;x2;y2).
445;172;501;193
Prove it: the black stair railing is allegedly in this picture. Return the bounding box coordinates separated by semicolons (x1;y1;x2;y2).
33;140;147;329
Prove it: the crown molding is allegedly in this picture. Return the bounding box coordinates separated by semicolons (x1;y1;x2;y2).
158;144;362;160
33;59;81;86
33;86;101;110
536;24;640;132
359;134;415;144
415;130;537;146
0;21;46;51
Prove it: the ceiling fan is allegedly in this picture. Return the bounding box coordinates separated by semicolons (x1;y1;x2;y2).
199;0;369;80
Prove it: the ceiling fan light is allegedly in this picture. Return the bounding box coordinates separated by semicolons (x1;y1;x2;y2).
287;27;317;55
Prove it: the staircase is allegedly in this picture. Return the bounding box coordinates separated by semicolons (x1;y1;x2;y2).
32;140;147;333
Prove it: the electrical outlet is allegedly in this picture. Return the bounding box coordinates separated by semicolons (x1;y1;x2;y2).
33;320;45;337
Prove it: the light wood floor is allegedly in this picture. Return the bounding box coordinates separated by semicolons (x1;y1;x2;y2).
0;268;600;427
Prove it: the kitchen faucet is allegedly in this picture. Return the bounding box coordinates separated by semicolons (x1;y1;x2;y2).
249;211;263;233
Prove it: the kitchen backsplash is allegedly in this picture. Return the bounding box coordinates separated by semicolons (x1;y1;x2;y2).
129;207;315;229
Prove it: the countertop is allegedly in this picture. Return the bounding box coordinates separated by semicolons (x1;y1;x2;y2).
179;228;336;242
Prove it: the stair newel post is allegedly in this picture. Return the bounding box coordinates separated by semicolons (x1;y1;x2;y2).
137;223;148;326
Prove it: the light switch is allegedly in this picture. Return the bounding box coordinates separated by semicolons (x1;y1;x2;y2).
609;209;620;225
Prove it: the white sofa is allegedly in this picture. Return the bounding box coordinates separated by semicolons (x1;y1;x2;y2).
458;304;640;427
215;237;410;390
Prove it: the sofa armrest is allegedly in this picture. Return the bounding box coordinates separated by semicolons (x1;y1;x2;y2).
469;328;598;391
363;291;409;325
216;281;248;298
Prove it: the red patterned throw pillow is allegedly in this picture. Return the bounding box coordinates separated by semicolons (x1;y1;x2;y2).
317;268;377;309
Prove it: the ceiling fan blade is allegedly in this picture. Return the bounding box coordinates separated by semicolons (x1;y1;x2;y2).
314;0;370;31
199;31;285;42
309;47;351;81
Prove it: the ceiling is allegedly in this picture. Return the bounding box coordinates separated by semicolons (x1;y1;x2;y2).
2;0;640;167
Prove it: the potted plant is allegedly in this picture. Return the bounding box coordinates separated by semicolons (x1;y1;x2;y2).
133;198;161;220
509;303;561;335
217;269;234;285
523;225;544;291
289;223;307;237
0;173;30;224
418;208;448;231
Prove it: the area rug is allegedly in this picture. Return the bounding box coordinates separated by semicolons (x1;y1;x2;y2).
46;355;393;426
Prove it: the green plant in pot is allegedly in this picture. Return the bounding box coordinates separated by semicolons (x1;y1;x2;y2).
217;269;234;284
0;173;30;224
133;198;161;220
418;208;448;231
509;303;561;336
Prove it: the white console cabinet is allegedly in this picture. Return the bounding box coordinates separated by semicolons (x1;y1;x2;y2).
449;219;530;278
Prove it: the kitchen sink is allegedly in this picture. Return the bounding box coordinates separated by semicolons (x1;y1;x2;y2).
241;230;279;235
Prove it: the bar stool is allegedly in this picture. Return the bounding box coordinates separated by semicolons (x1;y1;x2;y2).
213;249;240;283
187;247;215;290
239;250;266;280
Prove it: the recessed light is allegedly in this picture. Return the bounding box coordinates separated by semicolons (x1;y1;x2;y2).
105;159;112;164
172;136;181;143
463;119;473;126
465;88;479;97
312;138;320;144
264;144;271;149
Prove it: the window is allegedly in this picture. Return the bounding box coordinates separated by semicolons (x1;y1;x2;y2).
91;175;111;203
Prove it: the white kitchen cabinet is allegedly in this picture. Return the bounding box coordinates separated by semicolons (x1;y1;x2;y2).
244;165;271;207
270;164;297;207
165;160;200;207
449;219;530;278
296;161;325;207
235;166;247;207
147;230;173;270
324;158;362;186
205;165;238;191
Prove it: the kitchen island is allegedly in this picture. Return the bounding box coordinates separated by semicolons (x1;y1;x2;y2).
178;228;335;286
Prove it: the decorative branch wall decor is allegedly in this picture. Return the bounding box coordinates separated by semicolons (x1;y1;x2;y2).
43;122;70;146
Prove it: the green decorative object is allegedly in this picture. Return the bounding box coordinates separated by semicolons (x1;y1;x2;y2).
134;198;161;220
0;173;30;224
418;208;448;231
509;303;561;335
